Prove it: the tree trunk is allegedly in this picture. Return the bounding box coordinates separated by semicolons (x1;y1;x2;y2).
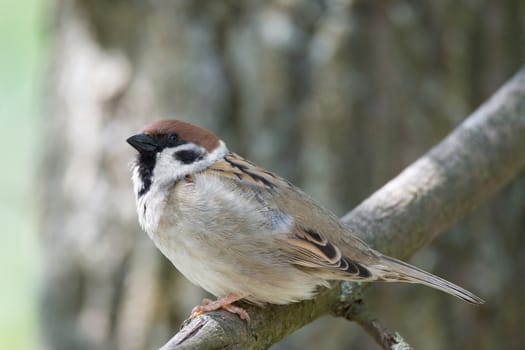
41;1;525;349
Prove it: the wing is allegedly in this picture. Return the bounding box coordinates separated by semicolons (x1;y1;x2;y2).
282;226;372;279
207;153;294;190
206;154;484;302
206;153;377;281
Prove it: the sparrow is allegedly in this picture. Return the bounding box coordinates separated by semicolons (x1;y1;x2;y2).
127;119;483;322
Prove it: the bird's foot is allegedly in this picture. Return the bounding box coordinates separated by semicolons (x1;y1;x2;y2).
190;293;250;323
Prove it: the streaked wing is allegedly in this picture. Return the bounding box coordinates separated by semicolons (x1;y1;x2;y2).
282;226;372;279
206;153;376;280
207;153;294;190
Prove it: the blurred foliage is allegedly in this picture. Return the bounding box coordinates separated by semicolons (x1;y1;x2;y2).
0;0;45;349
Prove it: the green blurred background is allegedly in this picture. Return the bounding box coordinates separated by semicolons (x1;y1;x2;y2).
0;0;44;348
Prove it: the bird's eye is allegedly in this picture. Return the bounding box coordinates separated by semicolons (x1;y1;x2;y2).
168;134;178;142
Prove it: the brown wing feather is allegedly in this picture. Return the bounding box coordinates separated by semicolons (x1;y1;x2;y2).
207;153;293;190
283;227;372;279
207;153;375;280
205;153;484;304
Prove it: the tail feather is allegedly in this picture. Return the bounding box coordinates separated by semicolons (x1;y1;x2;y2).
370;255;484;304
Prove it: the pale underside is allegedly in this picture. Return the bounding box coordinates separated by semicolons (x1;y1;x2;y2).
135;152;378;304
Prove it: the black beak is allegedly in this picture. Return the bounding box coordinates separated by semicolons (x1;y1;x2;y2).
126;134;159;154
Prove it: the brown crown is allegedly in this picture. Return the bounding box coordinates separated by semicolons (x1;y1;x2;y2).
142;120;220;152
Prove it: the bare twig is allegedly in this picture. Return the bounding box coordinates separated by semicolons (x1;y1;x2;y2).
161;67;525;349
333;282;412;349
330;282;412;349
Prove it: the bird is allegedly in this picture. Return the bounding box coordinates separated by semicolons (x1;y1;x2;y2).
126;119;484;322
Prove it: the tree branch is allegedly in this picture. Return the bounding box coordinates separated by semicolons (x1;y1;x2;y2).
336;282;412;350
160;66;525;349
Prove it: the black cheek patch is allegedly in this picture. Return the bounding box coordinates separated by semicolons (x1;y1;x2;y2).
174;150;203;164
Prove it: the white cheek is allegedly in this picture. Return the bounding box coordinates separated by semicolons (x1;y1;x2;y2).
130;141;229;234
153;151;184;185
152;141;228;188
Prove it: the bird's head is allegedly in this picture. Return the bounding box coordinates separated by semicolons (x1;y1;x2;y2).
127;120;228;197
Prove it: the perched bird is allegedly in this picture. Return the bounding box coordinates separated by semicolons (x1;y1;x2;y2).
127;120;483;321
